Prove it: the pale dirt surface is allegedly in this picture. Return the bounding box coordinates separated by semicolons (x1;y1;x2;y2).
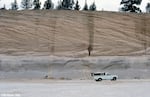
0;79;150;97
0;10;150;56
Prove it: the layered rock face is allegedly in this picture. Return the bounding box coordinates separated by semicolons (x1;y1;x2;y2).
0;10;150;56
0;10;150;79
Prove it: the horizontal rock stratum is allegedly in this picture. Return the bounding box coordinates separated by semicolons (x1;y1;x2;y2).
0;10;150;57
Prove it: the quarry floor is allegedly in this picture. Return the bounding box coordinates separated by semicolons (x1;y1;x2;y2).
0;79;150;97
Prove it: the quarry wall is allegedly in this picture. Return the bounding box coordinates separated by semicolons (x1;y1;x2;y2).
0;11;150;79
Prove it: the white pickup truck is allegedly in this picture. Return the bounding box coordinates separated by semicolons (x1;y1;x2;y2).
91;72;118;81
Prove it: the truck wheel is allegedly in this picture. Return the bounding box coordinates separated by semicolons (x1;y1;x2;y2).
112;77;117;81
98;78;102;81
95;79;99;81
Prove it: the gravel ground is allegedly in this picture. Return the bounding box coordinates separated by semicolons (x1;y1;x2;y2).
0;79;150;97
